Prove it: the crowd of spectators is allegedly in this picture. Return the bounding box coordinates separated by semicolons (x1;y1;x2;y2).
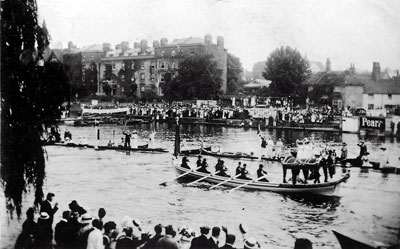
15;194;313;249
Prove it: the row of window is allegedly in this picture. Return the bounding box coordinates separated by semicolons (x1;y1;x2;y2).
368;94;392;100
109;61;178;70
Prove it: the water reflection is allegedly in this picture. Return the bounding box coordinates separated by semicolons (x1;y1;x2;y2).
282;193;341;210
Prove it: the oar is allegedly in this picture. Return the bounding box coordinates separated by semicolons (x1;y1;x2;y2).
159;166;201;186
209;173;241;190
186;171;221;186
227;175;266;193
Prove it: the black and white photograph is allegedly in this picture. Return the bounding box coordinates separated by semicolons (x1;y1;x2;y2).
1;0;400;249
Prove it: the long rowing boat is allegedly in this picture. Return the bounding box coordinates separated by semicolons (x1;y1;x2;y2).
200;147;282;162
44;141;94;148
173;162;350;195
180;146;212;155
96;144;168;153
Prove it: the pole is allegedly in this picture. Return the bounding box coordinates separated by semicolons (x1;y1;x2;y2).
209;173;241;190
174;117;180;157
186;171;221;186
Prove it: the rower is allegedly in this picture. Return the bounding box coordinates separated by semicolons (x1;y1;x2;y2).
256;164;269;182
196;155;202;168
181;157;191;169
235;162;242;176
238;164;252;180
216;160;230;177
198;158;210;174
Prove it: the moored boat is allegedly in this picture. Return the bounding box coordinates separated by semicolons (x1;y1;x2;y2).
173;161;350;195
180;146;212;155
96;144;168;153
44;141;94;149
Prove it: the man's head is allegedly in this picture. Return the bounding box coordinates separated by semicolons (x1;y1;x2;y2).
226;234;236;245
200;226;210;235
294;238;313;249
92;219;103;230
62;210;70;220
154;224;163;234
211;226;220;238
46;193;55;201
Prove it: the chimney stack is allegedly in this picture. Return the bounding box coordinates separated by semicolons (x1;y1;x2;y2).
153;40;160;48
140;39;148;54
326;58;331;72
217;36;224;49
205;34;212;48
372;62;381;81
160;38;168;46
349;63;356;74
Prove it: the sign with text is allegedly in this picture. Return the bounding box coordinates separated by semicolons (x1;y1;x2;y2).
359;116;385;130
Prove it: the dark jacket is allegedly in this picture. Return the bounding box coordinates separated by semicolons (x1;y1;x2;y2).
40;200;58;225
190;235;210;249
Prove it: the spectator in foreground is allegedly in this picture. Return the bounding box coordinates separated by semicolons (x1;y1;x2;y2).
294;238;313;249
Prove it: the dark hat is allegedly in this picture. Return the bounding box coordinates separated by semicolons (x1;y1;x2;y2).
47;193;55;198
198;155;202;158
342;142;347;146
259;164;264;168
364;152;370;155
104;221;117;232
200;226;210;234
165;225;175;236
380;147;386;150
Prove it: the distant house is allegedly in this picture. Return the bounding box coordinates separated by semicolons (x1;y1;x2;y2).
304;60;400;113
243;78;271;93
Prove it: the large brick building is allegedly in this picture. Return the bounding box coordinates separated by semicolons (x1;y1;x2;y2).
97;34;227;98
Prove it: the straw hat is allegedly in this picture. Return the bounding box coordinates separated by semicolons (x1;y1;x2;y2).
244;237;259;249
39;212;49;220
79;213;93;224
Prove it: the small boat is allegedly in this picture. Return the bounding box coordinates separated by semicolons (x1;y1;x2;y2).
44;141;94;149
201;147;282;162
173;162;350;195
333;230;378;249
96;144;168;153
180;146;212;155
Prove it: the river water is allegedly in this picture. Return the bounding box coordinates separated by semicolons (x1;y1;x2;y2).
1;123;400;249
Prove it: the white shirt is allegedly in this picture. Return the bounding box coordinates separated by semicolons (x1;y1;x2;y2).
87;228;103;249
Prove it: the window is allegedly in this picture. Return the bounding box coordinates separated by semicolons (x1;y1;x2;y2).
160;73;165;82
161;61;165;69
190;48;195;55
112;64;116;70
161;50;165;57
388;94;392;99
368;104;374;110
141;64;145;70
151;74;155;81
368;94;374;100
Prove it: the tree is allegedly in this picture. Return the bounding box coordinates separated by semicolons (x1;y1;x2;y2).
252;61;265;79
263;46;311;101
227;53;244;94
1;0;68;217
162;55;223;101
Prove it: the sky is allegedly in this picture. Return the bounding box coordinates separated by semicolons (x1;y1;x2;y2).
37;0;400;72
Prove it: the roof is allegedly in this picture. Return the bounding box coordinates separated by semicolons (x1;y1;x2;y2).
80;44;103;52
243;79;271;88
310;61;325;73
364;78;400;94
170;37;204;45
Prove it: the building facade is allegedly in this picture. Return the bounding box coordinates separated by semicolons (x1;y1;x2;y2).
97;34;227;98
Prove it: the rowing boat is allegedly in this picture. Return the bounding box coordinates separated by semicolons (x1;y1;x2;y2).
180;146;212;155
332;230;377;249
173;161;350;195
200;148;282;162
44;141;94;148
96;144;168;153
